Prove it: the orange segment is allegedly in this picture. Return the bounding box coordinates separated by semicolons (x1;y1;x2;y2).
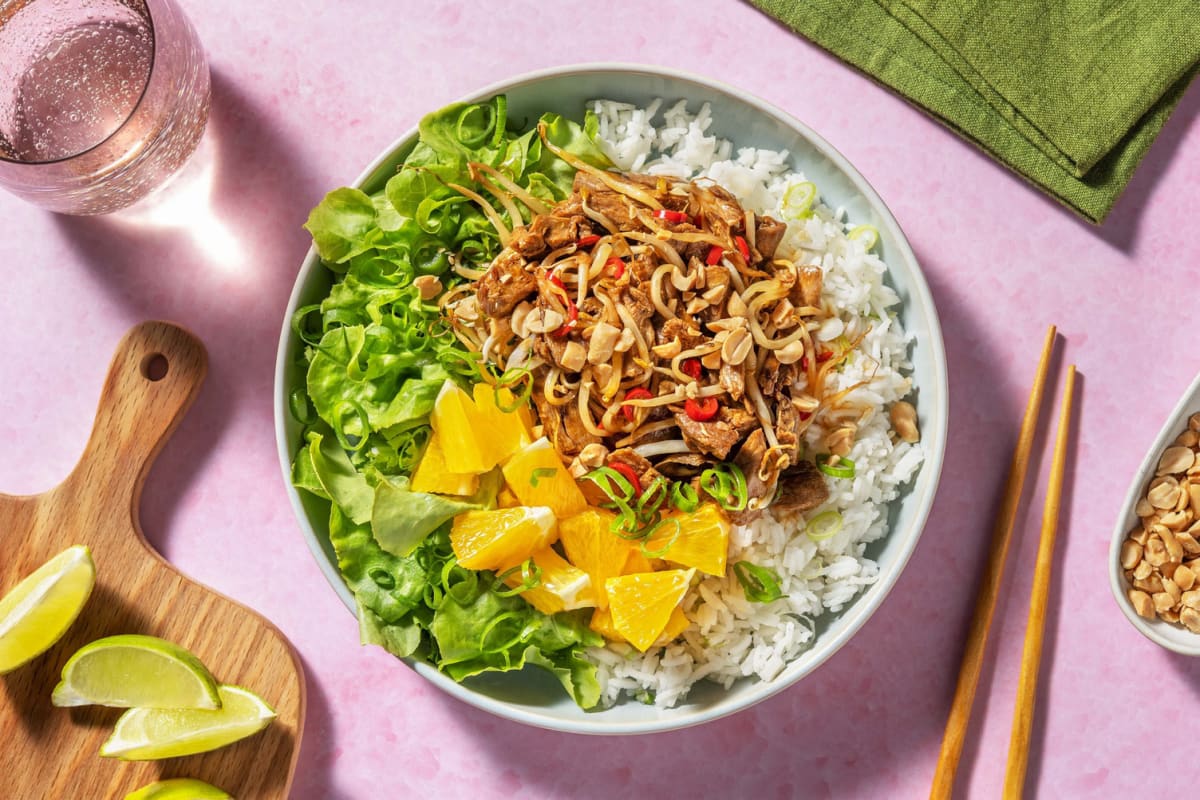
410;431;479;496
431;382;496;474
644;503;731;576
559;509;637;609
605;569;695;652
496;487;521;508
590;605;690;646
500;437;587;519
622;549;655;575
501;546;594;615
472;383;533;460
449;506;557;571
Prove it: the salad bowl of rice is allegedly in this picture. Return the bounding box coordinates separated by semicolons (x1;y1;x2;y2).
275;64;947;733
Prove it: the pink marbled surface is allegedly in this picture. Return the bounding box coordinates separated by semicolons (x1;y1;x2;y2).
2;1;1199;797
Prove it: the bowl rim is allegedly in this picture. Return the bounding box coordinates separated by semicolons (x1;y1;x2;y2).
1107;368;1200;656
274;61;950;732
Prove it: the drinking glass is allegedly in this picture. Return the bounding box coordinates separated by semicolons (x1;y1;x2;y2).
0;0;210;214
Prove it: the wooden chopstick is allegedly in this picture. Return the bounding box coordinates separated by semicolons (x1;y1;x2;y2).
1003;364;1075;796
929;325;1058;799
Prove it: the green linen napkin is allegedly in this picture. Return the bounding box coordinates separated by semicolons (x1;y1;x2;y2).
750;0;1200;222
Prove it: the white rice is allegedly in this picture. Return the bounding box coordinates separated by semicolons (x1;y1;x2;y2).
586;99;924;708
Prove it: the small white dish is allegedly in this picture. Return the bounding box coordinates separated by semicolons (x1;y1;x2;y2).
1109;369;1200;656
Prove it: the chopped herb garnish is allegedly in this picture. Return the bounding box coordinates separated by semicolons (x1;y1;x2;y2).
529;467;558;487
805;510;843;541
732;561;785;603
670;481;700;513
493;558;542;597
699;462;748;511
816;453;856;479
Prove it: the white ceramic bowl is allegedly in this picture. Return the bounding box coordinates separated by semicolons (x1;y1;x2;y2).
1109;370;1200;656
274;63;949;732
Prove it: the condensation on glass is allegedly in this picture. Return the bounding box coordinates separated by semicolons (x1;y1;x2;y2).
0;0;210;214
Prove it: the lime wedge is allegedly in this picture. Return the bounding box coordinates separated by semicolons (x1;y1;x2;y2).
124;778;232;800
102;684;276;761
52;634;221;709
0;545;95;673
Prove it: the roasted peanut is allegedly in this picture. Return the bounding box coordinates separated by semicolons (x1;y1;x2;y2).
1121;540;1144;570
1175;564;1196;591
1129;589;1155;619
413;274;443;301
1158;446;1196;475
890;401;920;444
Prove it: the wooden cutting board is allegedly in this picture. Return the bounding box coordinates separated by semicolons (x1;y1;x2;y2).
0;321;305;799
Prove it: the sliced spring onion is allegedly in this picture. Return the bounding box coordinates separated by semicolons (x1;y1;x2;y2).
636;475;669;521
847;224;878;251
670;481;700;513
438;347;486;383
816;454;856;479
441;559;480;605
640;517;681;558
288;387;317;426
529;467;558;488
479;610;527;655
584;466;635;505
291;303;326;347
699;462;749;512
368;567;395;590
805;510;844;541
493;558;542;597
732;561;785;603
332;400;371;453
782;181;817;220
495;365;534;411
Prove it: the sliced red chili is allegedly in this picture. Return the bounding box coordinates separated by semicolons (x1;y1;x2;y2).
653;208;690;224
684;396;719;422
734;235;751;261
800;355;809;370
705;244;724;266
552;302;578;337
607;256;626;280
798;411;813;421
576;234;601;247
817;349;833;363
621;387;653;422
609;461;642;496
546;274;578;337
681;358;702;380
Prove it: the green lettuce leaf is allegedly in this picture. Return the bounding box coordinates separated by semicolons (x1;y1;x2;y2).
291;443;330;500
371;476;479;556
377;377;442;430
431;587;602;709
308;432;374;524
304;187;381;265
358;598;422;658
533;110;611;194
328;504;428;623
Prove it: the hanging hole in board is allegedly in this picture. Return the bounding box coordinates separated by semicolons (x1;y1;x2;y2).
140;353;169;382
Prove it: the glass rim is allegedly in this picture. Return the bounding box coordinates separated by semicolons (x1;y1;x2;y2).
0;0;158;166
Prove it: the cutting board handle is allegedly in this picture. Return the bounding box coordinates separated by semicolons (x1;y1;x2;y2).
64;321;208;512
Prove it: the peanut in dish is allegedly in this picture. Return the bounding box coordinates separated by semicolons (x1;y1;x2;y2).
1124;411;1200;633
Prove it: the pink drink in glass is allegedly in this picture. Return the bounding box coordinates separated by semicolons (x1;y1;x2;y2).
0;0;210;214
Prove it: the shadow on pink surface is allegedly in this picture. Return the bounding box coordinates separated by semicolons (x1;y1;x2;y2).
48;69;345;799
50;68;324;549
